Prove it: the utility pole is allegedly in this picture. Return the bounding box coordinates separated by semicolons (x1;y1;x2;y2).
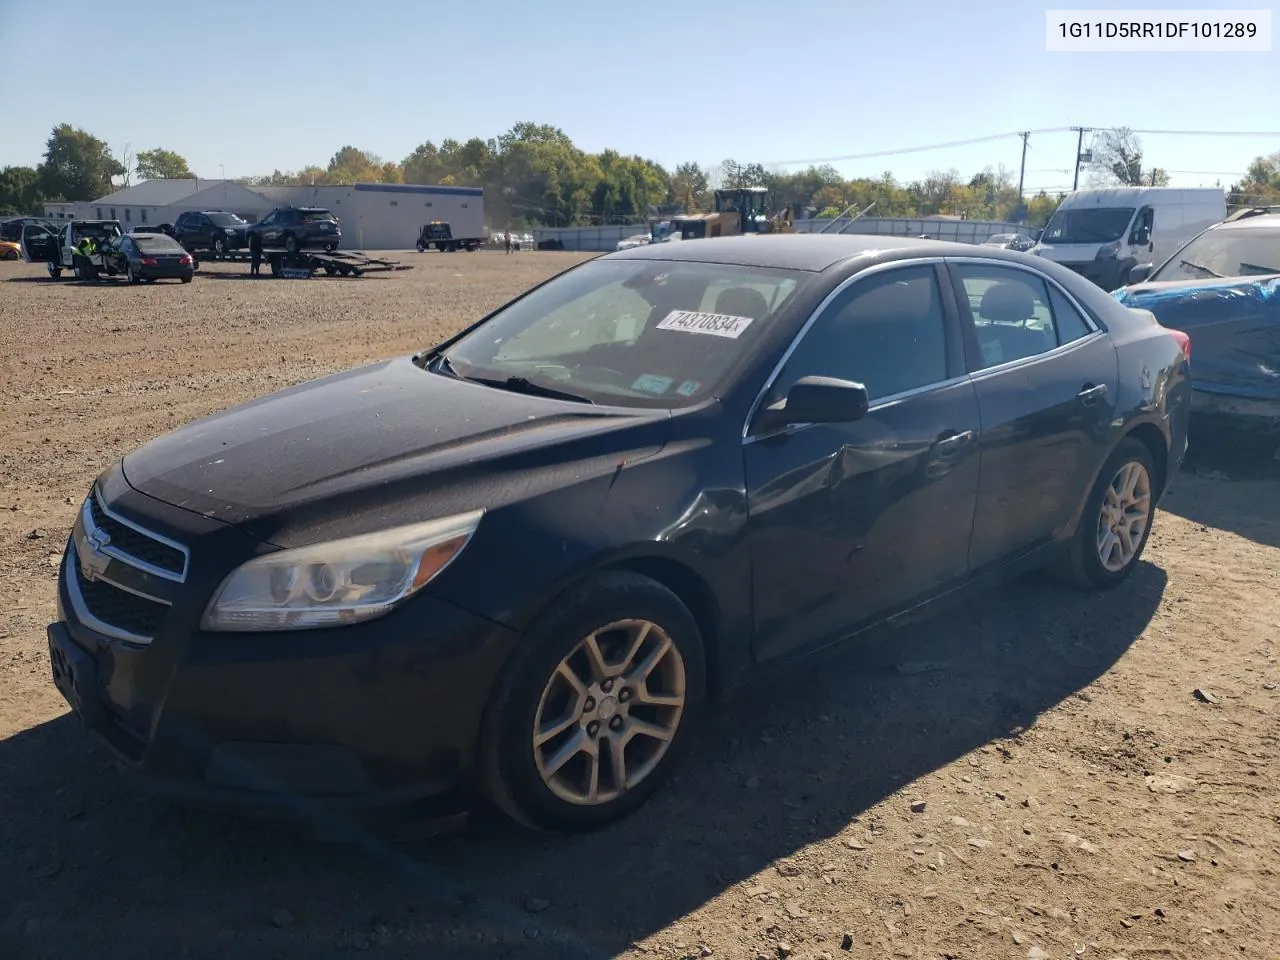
1071;126;1091;191
1016;131;1029;201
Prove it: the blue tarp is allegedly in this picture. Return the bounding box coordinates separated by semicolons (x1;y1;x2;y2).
1114;277;1280;401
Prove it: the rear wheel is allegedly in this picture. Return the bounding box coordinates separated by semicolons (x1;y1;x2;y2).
480;571;705;833
1058;437;1157;590
47;264;62;280
126;263;140;284
212;236;227;258
180;275;192;284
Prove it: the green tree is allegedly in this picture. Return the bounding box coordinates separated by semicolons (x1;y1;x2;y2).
36;124;125;200
1230;151;1280;206
0;165;43;215
670;161;709;212
135;148;195;180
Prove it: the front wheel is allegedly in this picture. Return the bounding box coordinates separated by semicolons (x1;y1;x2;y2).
212;237;227;258
47;264;62;280
416;240;426;253
480;571;705;833
284;233;300;255
1058;437;1158;590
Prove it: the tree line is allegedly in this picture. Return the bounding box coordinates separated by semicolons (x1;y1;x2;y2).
4;122;1278;228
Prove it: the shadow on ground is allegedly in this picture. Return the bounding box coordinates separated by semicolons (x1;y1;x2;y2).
1;564;1166;960
1160;472;1280;549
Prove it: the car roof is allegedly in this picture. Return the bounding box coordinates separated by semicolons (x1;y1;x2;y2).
606;234;1024;272
1212;212;1280;231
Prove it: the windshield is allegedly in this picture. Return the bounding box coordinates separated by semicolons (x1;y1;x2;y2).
207;212;246;227
438;259;806;408
986;234;1014;243
1041;207;1136;244
1150;226;1280;282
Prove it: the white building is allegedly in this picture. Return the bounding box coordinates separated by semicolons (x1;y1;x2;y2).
44;179;485;250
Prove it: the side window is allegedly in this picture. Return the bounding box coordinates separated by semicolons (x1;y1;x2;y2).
772;265;949;403
1047;286;1092;345
955;264;1061;369
259;212;275;226
140;209;147;223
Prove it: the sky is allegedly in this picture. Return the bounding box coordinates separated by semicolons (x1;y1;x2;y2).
1;0;1276;195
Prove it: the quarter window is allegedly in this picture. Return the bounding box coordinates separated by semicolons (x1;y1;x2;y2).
955;264;1091;370
771;265;949;403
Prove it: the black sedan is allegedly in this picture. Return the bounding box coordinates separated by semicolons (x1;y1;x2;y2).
104;233;194;283
46;235;1191;832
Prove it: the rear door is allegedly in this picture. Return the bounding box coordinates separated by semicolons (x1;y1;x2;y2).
947;259;1119;570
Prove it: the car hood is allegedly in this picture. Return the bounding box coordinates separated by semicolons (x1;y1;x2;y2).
1114;275;1280;401
121;356;671;547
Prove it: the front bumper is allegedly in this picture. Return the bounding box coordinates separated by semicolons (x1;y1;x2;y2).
1054;258;1134;292
48;472;517;814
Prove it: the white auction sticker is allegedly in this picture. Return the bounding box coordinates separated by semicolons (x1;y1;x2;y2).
656;310;755;339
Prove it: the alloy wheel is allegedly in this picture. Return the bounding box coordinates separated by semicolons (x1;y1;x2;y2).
532;619;686;806
1096;461;1152;572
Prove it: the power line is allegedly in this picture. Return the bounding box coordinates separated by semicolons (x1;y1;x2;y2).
765;125;1280;168
765;127;1072;166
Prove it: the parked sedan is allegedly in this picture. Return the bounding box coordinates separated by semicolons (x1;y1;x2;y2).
981;232;1036;252
46;236;1190;833
103;232;194;283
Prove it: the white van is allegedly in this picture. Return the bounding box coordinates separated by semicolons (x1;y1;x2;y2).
1032;187;1225;291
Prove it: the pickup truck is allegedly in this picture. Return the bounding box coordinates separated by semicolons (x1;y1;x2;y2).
416;220;484;252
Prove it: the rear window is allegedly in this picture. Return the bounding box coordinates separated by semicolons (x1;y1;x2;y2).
300;210;336;223
134;235;184;253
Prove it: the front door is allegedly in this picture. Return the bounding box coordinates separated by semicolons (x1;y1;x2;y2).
948;260;1119;570
743;263;982;665
19;222;58;263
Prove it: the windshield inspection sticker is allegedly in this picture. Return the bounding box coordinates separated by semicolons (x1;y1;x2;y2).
656;310;755;339
631;373;674;395
675;379;701;397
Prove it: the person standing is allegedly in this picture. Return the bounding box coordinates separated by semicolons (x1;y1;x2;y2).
249;231;263;277
504;231;512;255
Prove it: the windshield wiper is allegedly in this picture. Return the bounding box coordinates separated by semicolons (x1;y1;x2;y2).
1180;259;1223;278
455;372;594;404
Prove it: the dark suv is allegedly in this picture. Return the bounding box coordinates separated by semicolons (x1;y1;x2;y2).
173;211;250;257
246;206;341;253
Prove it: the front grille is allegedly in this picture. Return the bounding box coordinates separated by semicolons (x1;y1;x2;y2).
70;546;169;638
87;494;186;577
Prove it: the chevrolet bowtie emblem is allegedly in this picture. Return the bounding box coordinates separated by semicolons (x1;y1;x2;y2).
80;526;112;582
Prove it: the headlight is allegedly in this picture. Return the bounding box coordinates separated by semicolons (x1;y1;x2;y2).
224;228;236;235
1095;241;1120;259
200;510;483;632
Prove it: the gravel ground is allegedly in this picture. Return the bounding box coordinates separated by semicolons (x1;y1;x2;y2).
1;252;1277;960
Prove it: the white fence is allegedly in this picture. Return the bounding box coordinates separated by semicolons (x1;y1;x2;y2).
534;217;1030;251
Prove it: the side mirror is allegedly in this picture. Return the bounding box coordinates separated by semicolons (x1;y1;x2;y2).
1127;263;1154;285
759;376;870;432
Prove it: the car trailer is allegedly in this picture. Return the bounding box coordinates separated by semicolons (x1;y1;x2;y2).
263;249;413;278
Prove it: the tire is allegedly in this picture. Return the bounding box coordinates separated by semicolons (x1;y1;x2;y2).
180;275;192;284
284;233;300;255
324;243;335;253
212;236;227;258
48;265;62;280
479;571;706;833
1;248;17;261
127;263;140;284
1058;437;1158;591
416;241;426;253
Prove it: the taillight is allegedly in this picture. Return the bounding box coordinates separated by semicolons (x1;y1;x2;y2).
179;255;193;265
1168;328;1191;365
141;257;157;266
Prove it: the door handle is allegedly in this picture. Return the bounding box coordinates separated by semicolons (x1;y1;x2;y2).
932;429;974;455
1077;383;1108;405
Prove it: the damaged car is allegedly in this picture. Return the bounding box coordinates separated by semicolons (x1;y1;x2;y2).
47;235;1191;833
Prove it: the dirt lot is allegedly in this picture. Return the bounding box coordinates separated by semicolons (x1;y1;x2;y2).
1;253;1277;960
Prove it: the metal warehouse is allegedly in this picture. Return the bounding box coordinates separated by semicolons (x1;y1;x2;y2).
45;180;485;251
